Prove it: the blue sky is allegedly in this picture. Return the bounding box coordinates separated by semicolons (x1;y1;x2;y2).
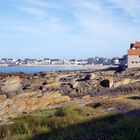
0;0;140;59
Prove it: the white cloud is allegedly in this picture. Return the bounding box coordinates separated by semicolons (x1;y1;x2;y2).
27;0;59;9
14;0;60;21
67;0;140;40
73;0;103;13
15;6;47;18
108;0;140;20
7;0;140;40
1;0;140;58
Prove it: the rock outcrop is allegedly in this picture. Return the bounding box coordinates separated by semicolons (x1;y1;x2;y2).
1;76;22;94
0;68;140;121
0;92;70;121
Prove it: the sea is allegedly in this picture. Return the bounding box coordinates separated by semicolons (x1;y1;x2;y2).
0;65;88;73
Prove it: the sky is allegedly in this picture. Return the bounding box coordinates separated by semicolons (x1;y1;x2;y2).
0;0;140;59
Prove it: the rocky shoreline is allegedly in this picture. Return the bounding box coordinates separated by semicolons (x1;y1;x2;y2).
0;68;140;122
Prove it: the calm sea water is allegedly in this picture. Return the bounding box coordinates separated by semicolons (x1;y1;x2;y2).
0;66;87;73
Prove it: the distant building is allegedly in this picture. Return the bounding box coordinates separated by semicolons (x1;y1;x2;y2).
87;58;94;65
112;57;120;65
41;58;51;65
51;59;63;65
128;41;140;68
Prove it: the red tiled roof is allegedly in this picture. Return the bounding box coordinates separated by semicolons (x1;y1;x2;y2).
133;42;140;48
128;49;140;55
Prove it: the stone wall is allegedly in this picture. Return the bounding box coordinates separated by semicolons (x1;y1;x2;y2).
128;55;140;68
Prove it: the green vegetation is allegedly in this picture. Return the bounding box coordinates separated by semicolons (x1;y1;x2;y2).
0;104;140;140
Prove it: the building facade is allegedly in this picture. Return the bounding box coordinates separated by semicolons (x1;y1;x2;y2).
128;42;140;68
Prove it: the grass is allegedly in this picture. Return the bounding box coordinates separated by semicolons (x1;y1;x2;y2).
1;94;140;140
0;104;97;140
37;111;140;140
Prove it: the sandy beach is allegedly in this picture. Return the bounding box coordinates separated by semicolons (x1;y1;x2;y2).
19;64;117;69
0;64;117;70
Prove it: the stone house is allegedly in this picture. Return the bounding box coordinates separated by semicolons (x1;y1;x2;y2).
128;41;140;68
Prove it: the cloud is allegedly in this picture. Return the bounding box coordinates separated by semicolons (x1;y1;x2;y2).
13;0;60;21
67;0;140;40
15;6;47;19
108;0;140;20
4;0;139;44
1;0;140;58
27;0;59;9
5;0;140;40
73;0;103;13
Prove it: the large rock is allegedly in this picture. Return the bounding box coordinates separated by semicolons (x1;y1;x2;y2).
0;99;13;109
35;92;70;109
90;73;96;80
0;99;13;120
82;95;91;100
72;79;79;88
0;107;9;116
8;100;26;117
12;92;39;100
1;76;22;93
0;95;6;101
114;78;131;88
0;92;70;120
43;82;60;90
30;79;43;87
45;76;59;84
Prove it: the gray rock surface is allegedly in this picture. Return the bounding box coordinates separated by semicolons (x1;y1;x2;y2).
0;68;140;121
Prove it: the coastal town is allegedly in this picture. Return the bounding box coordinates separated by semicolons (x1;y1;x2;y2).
0;56;127;66
3;41;140;68
1;0;140;139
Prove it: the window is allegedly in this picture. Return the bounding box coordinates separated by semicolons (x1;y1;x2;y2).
131;61;134;64
135;61;138;64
